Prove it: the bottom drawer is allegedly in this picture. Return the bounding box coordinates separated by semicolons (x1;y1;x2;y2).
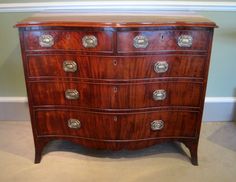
35;110;199;140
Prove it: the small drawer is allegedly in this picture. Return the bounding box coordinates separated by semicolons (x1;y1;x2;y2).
29;81;203;108
35;110;199;139
24;30;114;52
117;30;210;53
27;54;206;79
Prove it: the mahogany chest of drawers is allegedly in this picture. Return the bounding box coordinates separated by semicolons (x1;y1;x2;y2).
15;13;216;165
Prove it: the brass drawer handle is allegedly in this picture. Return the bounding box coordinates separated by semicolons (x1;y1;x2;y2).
178;35;193;48
151;120;164;131
153;89;166;101
39;34;54;47
65;89;79;100
68;119;81;129
133;35;149;48
82;35;98;48
154;61;168;73
63;61;77;72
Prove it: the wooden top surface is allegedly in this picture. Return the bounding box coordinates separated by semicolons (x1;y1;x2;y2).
15;12;217;28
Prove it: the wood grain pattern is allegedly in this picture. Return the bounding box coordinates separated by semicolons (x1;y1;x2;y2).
24;30;114;52
35;109;199;139
15;13;217;28
29;81;203;109
16;13;216;165
27;54;206;80
117;30;210;53
34;136;199;163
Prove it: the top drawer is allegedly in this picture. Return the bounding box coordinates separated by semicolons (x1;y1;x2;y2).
117;30;210;53
23;30;114;53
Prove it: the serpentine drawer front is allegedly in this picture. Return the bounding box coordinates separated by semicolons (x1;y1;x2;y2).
29;81;203;108
15;13;217;165
35;110;199;139
27;55;207;79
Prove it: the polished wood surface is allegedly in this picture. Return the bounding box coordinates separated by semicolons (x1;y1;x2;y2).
29;81;202;108
117;30;210;53
16;13;216;165
27;55;206;79
35;110;199;139
24;30;114;52
15;13;217;28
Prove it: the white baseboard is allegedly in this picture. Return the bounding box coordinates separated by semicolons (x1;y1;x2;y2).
203;97;236;122
0;97;235;122
0;97;30;121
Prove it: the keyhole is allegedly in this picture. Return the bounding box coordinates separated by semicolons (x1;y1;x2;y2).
66;33;71;40
113;86;118;93
161;34;164;40
113;59;117;66
113;116;118;122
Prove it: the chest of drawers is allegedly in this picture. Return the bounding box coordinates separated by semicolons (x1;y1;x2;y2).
15;13;216;165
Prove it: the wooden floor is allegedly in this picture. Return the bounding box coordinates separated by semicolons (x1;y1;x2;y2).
0;121;236;182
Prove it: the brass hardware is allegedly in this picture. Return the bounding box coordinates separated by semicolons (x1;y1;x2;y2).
113;59;117;66
63;61;77;72
68;119;81;129
154;61;168;73
153;89;166;101
151;120;164;131
113;116;118;122
39;34;54;47
113;86;118;93
82;35;98;48
65;89;79;100
133;35;149;48
178;35;193;47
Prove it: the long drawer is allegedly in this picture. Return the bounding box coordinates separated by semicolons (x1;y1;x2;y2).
27;54;206;79
29;81;203;108
23;30;114;52
35;110;199;139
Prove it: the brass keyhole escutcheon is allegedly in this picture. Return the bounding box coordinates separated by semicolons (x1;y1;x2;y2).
113;59;117;66
66;33;71;40
113;116;118;122
113;86;118;93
